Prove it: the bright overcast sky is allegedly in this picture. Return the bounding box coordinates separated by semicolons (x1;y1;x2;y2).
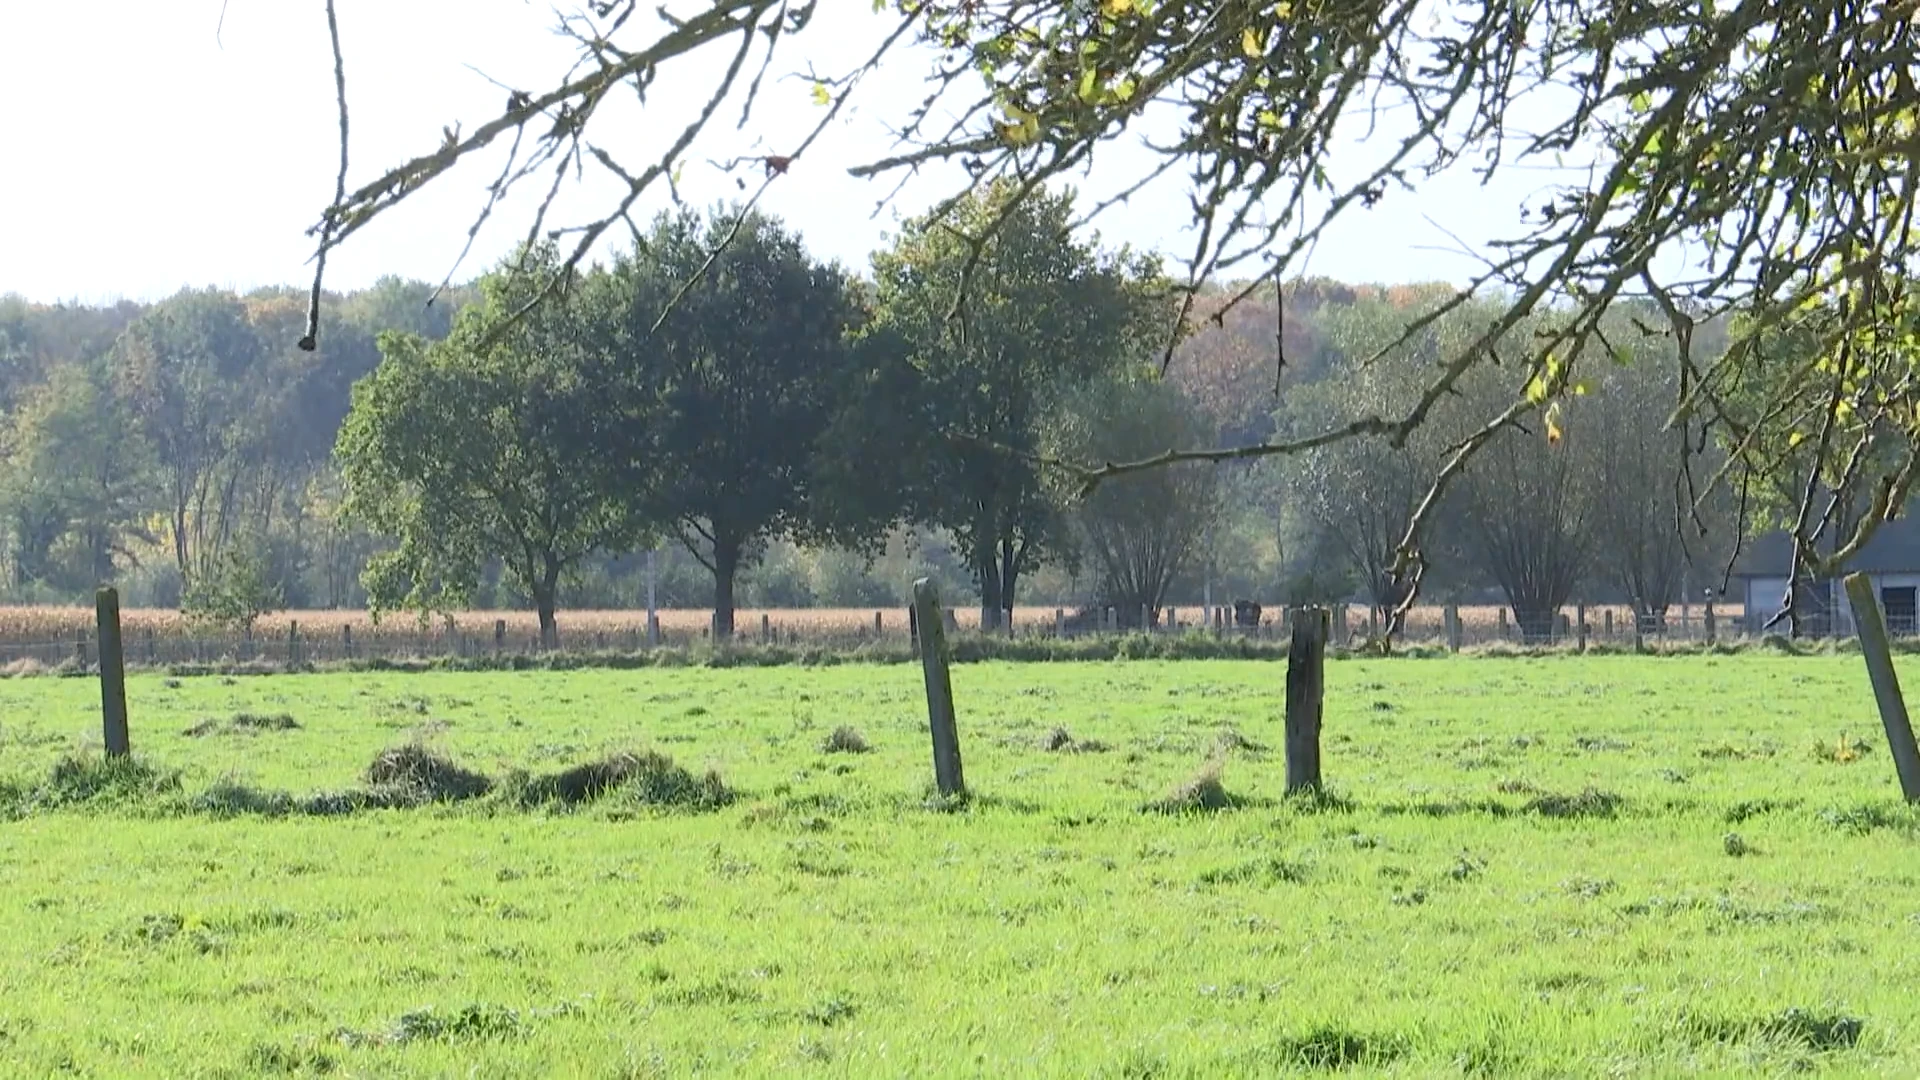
0;1;1588;305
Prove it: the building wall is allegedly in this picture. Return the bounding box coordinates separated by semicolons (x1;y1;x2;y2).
1744;572;1920;636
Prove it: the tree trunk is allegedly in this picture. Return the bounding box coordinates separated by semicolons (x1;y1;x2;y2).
999;537;1021;620
1512;605;1556;644
534;554;561;651
977;551;1002;630
713;538;740;639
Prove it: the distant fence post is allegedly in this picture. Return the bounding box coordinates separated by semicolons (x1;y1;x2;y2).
1445;605;1462;652
96;588;129;758
1054;608;1065;638
911;578;965;798
1497;607;1509;639
144;627;156;666
493;620;506;655
75;628;88;670
1333;604;1349;645
1843;572;1920;801
874;611;883;638
908;604;919;650
1575;604;1588;652
1632;610;1646;652
762;613;772;645
1704;595;1717;645
1285;606;1329;794
342;624;353;660
288;620;299;666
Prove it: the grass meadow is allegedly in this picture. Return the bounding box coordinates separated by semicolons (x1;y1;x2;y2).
0;655;1914;1077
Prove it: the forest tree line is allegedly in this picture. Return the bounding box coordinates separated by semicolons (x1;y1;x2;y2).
0;181;1772;639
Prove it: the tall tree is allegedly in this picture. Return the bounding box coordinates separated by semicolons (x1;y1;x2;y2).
336;250;642;646
604;207;866;638
111;288;265;582
869;181;1166;625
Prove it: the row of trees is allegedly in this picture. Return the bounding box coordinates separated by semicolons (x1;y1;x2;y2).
5;187;1784;639
336;182;1216;641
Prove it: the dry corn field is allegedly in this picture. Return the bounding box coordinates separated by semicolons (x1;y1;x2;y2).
0;601;1751;668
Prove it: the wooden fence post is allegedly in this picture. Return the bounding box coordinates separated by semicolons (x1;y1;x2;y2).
1843;573;1920;801
908;604;919;649
493;620;506;655
762;613;772;644
144;627;156;666
1576;604;1588;651
1445;605;1462;652
342;624;353;660
1054;608;1065;638
1497;607;1509;639
96;588;129;758
874;611;884;638
75;628;89;669
911;578;965;798
1333;604;1349;644
1704;595;1717;645
1285;606;1329;794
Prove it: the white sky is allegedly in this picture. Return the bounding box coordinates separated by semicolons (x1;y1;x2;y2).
0;1;1591;305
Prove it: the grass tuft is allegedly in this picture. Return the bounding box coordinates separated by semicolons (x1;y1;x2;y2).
1684;1007;1864;1052
519;750;733;811
1524;787;1623;819
1145;756;1243;814
1268;1025;1407;1070
821;726;871;754
365;745;492;803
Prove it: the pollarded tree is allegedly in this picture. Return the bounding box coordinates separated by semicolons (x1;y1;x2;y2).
1048;375;1220;626
335;248;643;647
868;180;1168;626
603;207;866;638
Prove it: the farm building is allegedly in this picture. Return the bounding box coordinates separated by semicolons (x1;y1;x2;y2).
1734;515;1920;636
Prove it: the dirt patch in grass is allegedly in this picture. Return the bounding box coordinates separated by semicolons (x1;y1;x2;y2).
365;745;492;803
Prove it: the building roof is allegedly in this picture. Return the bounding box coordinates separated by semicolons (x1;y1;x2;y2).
1732;513;1920;578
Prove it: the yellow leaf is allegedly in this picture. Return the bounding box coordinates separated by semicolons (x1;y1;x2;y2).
1242;26;1263;57
1102;0;1135;13
810;82;831;106
1275;0;1293;16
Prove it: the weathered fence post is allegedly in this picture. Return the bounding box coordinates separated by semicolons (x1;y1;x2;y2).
1333;604;1349;645
1444;605;1462;652
1285;606;1329;794
908;604;919;650
1632;611;1645;653
1575;604;1588;651
1054;608;1065;638
911;578;965;798
762;613;772;645
493;620;506;655
144;627;156;666
1497;607;1509;639
874;611;884;638
75;628;89;669
1843;573;1920;801
1704;594;1717;645
96;588;129;758
342;624;353;660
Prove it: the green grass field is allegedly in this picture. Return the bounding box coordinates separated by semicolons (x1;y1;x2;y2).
2;656;1918;1077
